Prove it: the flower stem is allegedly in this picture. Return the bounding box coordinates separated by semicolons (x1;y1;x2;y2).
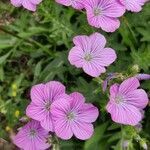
52;135;60;150
121;125;124;150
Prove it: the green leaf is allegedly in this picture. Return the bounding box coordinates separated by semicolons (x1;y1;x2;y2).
84;122;108;150
0;51;11;65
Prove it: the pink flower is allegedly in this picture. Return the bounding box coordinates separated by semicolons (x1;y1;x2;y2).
13;120;50;150
118;0;146;12
51;92;99;140
84;0;125;32
68;32;117;77
106;77;149;126
55;0;84;9
10;0;42;11
26;81;66;131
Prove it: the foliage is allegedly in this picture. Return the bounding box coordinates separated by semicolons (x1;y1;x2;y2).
0;0;150;149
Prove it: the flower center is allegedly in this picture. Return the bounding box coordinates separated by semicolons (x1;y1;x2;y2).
67;112;75;120
115;95;124;104
45;102;51;111
29;129;37;138
84;54;92;61
94;7;101;16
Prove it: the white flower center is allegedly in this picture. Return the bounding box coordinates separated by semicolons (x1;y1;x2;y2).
67;112;75;120
84;54;92;61
29;129;37;138
94;7;101;16
45;101;51;111
115;95;124;104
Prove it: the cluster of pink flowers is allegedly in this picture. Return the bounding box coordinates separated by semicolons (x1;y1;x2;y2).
55;0;149;32
10;0;149;31
10;0;150;149
14;77;149;149
14;81;99;149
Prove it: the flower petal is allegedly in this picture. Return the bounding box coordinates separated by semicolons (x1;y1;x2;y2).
51;94;71;114
87;15;121;32
93;48;117;66
70;92;85;111
68;46;84;68
119;77;140;95
40;113;54;131
30;84;45;105
44;81;66;103
119;0;144;12
102;1;125;17
83;61;106;77
110;84;119;98
35;128;50;150
73;35;91;52
11;0;22;7
26;103;46;121
106;102;142;126
54;119;73;140
89;32;106;52
71;0;84;9
72;121;94;140
78;103;99;123
22;0;36;11
29;0;42;5
13;127;29;149
55;0;71;6
125;89;149;109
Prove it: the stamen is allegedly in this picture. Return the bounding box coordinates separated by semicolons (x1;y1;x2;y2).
67;112;75;120
84;54;92;61
115;95;124;104
29;129;37;138
45;102;51;111
94;7;101;16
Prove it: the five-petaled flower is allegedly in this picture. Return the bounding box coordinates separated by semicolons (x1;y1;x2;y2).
13;120;50;150
51;92;99;140
106;77;149;126
26;81;66;131
68;32;117;77
83;0;125;32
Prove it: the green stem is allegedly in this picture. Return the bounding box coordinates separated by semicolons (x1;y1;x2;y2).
52;135;60;150
121;125;124;150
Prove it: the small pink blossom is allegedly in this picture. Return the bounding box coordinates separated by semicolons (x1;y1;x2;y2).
51;92;99;140
68;32;117;77
10;0;42;11
119;0;146;12
13;120;50;150
84;0;125;32
55;0;84;9
26;81;66;131
106;77;149;126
